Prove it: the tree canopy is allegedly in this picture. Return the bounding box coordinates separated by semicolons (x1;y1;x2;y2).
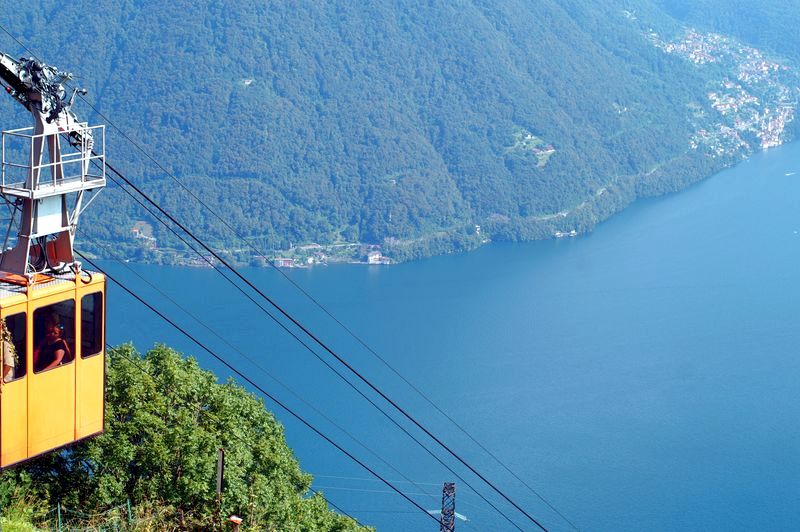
0;345;368;531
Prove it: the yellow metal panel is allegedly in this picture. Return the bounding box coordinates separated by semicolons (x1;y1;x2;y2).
75;284;105;439
1;303;28;468
28;292;76;456
0;378;27;467
28;361;75;455
75;353;103;438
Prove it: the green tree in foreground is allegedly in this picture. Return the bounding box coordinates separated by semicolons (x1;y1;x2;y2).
0;344;369;531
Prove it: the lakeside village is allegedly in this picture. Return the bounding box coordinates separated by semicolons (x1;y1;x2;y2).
131;221;392;268
645;27;800;157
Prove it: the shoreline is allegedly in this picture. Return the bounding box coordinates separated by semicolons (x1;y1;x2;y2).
91;137;798;270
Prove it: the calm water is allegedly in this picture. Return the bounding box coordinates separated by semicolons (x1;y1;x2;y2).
104;142;800;531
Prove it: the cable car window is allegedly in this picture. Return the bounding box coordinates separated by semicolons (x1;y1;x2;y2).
33;301;75;373
81;292;103;359
2;313;25;382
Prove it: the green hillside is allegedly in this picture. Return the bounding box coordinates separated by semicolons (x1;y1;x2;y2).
0;1;796;262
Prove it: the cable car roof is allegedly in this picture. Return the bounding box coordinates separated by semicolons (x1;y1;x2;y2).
0;269;103;304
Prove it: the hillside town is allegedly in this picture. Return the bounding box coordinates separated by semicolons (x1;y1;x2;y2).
646;28;799;156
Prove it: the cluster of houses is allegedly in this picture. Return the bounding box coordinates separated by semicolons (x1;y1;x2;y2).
653;30;722;65
131;221;156;248
648;27;800;157
271;249;390;268
130;220;394;269
366;250;390;264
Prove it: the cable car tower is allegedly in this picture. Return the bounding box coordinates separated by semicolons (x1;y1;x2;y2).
0;53;105;281
0;52;106;468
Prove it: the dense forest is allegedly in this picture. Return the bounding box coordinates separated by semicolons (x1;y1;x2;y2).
659;1;800;61
0;345;368;530
0;1;796;262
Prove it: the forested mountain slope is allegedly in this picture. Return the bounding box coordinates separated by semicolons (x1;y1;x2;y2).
659;1;800;61
0;1;794;262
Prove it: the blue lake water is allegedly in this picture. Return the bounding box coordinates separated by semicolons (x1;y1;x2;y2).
103;142;800;531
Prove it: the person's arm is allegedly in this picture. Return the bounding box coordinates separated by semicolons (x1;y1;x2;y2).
42;345;65;371
42;340;67;371
2;341;14;382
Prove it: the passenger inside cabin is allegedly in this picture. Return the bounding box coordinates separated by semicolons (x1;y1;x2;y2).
33;313;70;372
1;318;15;383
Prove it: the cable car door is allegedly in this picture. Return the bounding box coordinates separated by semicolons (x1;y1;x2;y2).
0;306;28;467
76;288;104;439
28;296;76;456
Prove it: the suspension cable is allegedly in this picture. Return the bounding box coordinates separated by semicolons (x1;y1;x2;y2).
108;348;480;531
87;180;525;530
102;160;548;531
85;233;441;506
76;252;439;525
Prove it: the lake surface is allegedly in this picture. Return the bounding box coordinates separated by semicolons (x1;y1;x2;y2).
103;142;800;531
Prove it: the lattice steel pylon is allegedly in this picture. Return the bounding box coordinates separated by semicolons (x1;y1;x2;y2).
440;482;456;532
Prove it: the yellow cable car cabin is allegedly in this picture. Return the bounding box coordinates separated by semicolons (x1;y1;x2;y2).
0;53;110;468
0;271;105;468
